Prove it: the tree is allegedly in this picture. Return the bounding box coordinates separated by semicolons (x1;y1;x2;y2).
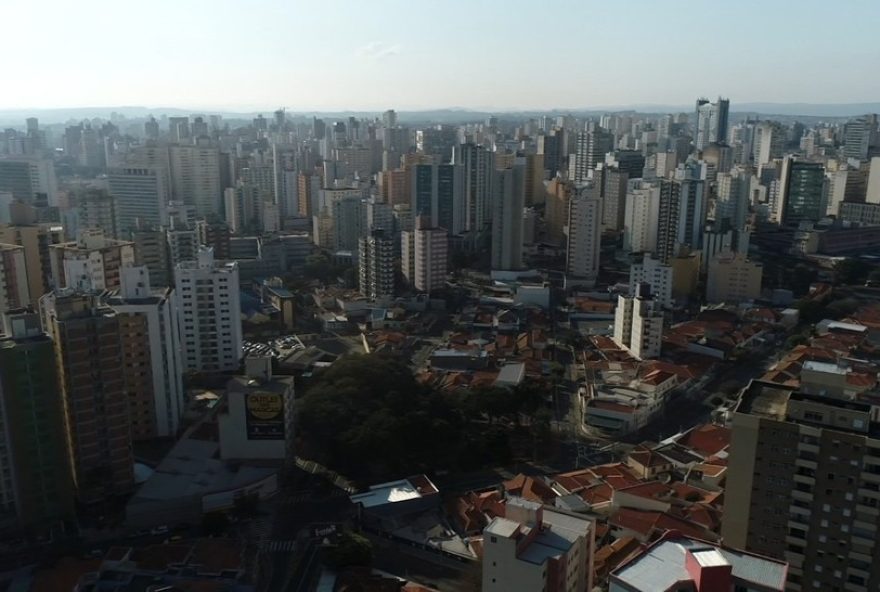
325;531;373;570
834;258;871;285
296;354;465;482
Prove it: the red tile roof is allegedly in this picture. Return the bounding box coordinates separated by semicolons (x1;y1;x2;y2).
679;424;732;457
503;474;557;504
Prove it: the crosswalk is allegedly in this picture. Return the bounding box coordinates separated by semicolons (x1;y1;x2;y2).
261;539;297;552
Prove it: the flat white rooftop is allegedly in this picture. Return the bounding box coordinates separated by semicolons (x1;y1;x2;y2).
351;479;422;508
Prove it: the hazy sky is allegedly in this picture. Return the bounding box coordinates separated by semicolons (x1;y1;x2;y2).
3;0;879;111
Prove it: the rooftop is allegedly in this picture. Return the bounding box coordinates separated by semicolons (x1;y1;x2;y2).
612;535;787;592
350;475;438;509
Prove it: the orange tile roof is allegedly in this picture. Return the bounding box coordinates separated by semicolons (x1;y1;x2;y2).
628;446;671;468
594;536;642;578
610;508;713;541
679;424;732;457
616;481;673;501
503;474;557;504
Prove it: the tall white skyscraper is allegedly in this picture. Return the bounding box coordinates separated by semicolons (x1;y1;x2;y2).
752;122;785;165
401;217;448;293
629;253;674;309
613;283;663;360
108;166;170;234
169;144;222;218
694;97;730;151
106;266;184;438
715;167;751;230
491;166;524;271
565;193;602;283
844;115;874;161
175;247;242;373
623;185;660;253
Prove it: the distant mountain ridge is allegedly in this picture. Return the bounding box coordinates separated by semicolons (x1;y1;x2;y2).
1;102;878;126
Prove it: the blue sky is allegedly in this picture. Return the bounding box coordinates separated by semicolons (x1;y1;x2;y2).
3;0;878;110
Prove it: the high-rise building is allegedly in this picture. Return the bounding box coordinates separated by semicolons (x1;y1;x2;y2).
613;283;663;360
40;291;135;505
168;145;222;218
144;116;159;141
654;176;704;264
401;218;448;293
332;195;367;252
224;183;260;234
108;166;170;234
168;117;190;142
865;156;880;204
599;165;629;232
78;124;105;169
358;229;394;300
676;176;707;250
296;171;319;217
410;163;464;235
844;115;874;161
778;156;826;226
416;126;458;162
74;187;118;239
483;497;594;592
0;157;58;205
105;267;184;439
545;178;574;246
565;193;602;283
0;310;74;527
537;129;563;176
0;221;64;301
0;243;29;313
694;97;730;150
623;185;660;254
715;167;751;230
49;229;134;291
753;122;786;165
705;253;762;304
491;166;525;271
378;168;408;206
382;109;397;129
130;226;170;288
455;143;495;238
629;253;673;309
49;230;135;292
573;129;613;183
175;247;242;373
196;219;231;260
723;381;880;591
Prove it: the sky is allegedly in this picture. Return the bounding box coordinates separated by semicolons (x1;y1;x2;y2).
2;0;879;112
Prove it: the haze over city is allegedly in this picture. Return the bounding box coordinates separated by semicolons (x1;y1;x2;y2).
4;0;880;111
3;2;880;592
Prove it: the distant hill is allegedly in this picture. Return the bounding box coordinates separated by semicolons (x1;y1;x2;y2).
1;102;878;126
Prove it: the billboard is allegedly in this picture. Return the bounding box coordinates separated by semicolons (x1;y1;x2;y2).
245;391;285;440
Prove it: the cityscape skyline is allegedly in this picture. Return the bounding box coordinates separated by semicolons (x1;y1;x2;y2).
5;0;879;111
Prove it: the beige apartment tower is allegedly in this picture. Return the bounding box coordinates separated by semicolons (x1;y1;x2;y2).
724;381;880;591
